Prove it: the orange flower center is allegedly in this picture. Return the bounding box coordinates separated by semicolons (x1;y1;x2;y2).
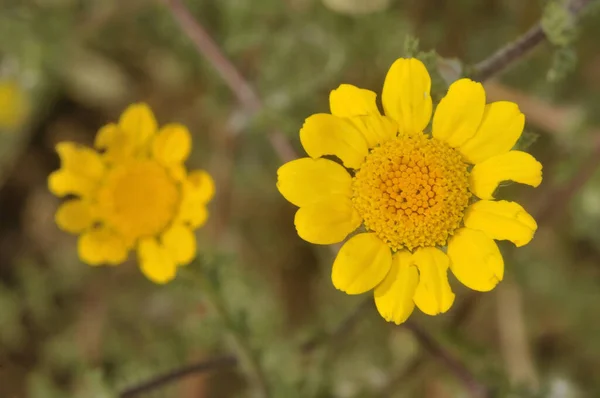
351;134;471;251
98;160;180;242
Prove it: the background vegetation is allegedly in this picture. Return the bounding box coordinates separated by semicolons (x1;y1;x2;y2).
1;0;600;397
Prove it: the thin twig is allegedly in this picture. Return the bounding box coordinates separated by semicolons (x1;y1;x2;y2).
403;321;490;398
161;0;297;162
119;355;237;398
473;0;592;81
376;356;426;398
163;0;260;111
118;297;373;397
301;296;373;353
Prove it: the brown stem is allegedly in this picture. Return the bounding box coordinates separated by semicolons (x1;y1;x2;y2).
473;0;592;81
161;0;297;162
119;355;237;398
162;0;261;111
118;297;372;397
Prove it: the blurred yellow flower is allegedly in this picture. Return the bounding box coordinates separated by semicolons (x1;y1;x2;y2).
49;103;214;283
0;80;29;129
277;58;542;324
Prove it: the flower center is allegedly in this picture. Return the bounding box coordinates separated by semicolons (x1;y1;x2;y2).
351;134;471;251
98;160;180;241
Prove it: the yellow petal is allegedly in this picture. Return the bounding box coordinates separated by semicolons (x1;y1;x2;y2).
161;225;197;266
48;170;99;198
168;164;188;182
277;158;352;207
374;250;418;325
49;142;105;197
95;123;146;162
295;195;362;244
0;80;28;128
95;123;119;149
95;123;130;161
56;142;105;179
78;226;129;266
327;85;397;148
464;200;537;247
412;247;455;316
300;113;368;169
186;170;215;204
179;205;208;229
330;84;380;117
332;233;392;295
346;115;397;148
55;199;94;233
177;170;214;228
138;238;177;284
459;101;525;164
95;104;157;162
118;102;157;147
432;78;485;147
152;123;192;165
447;228;504;292
470;151;543;200
382;58;432;135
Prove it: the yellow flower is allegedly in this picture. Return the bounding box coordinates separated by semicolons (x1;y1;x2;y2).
49;103;214;284
0;79;29;129
277;58;542;324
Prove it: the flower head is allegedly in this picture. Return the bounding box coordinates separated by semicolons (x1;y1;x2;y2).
277;58;542;324
49;103;214;283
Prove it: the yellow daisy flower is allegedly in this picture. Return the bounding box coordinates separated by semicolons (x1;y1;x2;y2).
277;58;542;324
49;103;214;284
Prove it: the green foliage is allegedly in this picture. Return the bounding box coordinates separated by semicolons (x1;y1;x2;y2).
401;36;458;103
542;0;577;47
542;0;580;82
514;130;540;152
0;284;25;349
547;45;578;83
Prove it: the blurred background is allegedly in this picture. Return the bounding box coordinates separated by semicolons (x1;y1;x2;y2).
1;0;600;397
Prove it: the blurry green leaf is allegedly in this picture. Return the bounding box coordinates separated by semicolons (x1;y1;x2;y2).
62;47;133;108
0;283;25;349
416;50;449;102
542;1;576;47
262;340;304;397
322;0;391;15
547;46;577;82
514;130;540;151
403;36;420;58
73;369;116;398
42;328;84;373
17;259;55;329
27;372;63;398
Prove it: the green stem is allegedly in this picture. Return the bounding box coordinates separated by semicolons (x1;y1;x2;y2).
192;269;270;398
